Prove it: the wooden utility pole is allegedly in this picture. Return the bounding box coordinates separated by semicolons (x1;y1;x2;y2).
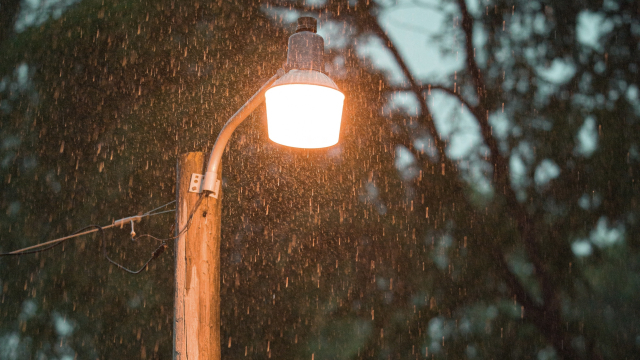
174;152;222;360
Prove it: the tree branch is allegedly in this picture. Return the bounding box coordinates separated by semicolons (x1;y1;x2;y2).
366;14;444;161
429;85;476;111
388;84;478;115
371;12;560;353
454;1;593;359
454;0;549;302
375;14;570;356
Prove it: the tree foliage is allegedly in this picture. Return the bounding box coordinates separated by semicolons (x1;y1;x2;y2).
0;0;638;359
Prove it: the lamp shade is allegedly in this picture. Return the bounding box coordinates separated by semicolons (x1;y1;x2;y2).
265;70;344;149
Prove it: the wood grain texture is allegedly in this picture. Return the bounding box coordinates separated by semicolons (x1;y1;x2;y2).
174;152;222;360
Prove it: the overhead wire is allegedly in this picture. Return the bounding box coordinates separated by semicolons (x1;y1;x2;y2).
0;209;173;256
0;195;207;274
132;194;204;243
97;225;168;274
144;200;176;215
104;196;205;273
1;223;125;256
0;225;108;256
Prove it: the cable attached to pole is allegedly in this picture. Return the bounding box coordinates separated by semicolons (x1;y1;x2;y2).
96;225;168;274
0;196;205;274
0;210;164;256
0;225;106;256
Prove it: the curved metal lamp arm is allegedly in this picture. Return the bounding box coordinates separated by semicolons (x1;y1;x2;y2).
202;70;284;193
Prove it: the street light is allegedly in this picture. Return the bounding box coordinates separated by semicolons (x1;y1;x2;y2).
173;16;344;360
202;16;344;195
266;71;344;148
266;16;344;148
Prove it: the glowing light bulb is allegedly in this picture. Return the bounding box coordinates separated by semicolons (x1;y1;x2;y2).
265;83;344;149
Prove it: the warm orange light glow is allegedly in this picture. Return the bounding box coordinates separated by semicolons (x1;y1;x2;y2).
265;84;344;148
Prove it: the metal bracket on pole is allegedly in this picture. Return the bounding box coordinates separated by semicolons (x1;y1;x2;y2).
189;173;220;198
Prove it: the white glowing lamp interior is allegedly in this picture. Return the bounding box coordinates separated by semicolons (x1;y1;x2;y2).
265;84;344;149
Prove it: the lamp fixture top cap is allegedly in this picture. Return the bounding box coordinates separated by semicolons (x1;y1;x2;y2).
270;69;340;91
296;17;317;33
